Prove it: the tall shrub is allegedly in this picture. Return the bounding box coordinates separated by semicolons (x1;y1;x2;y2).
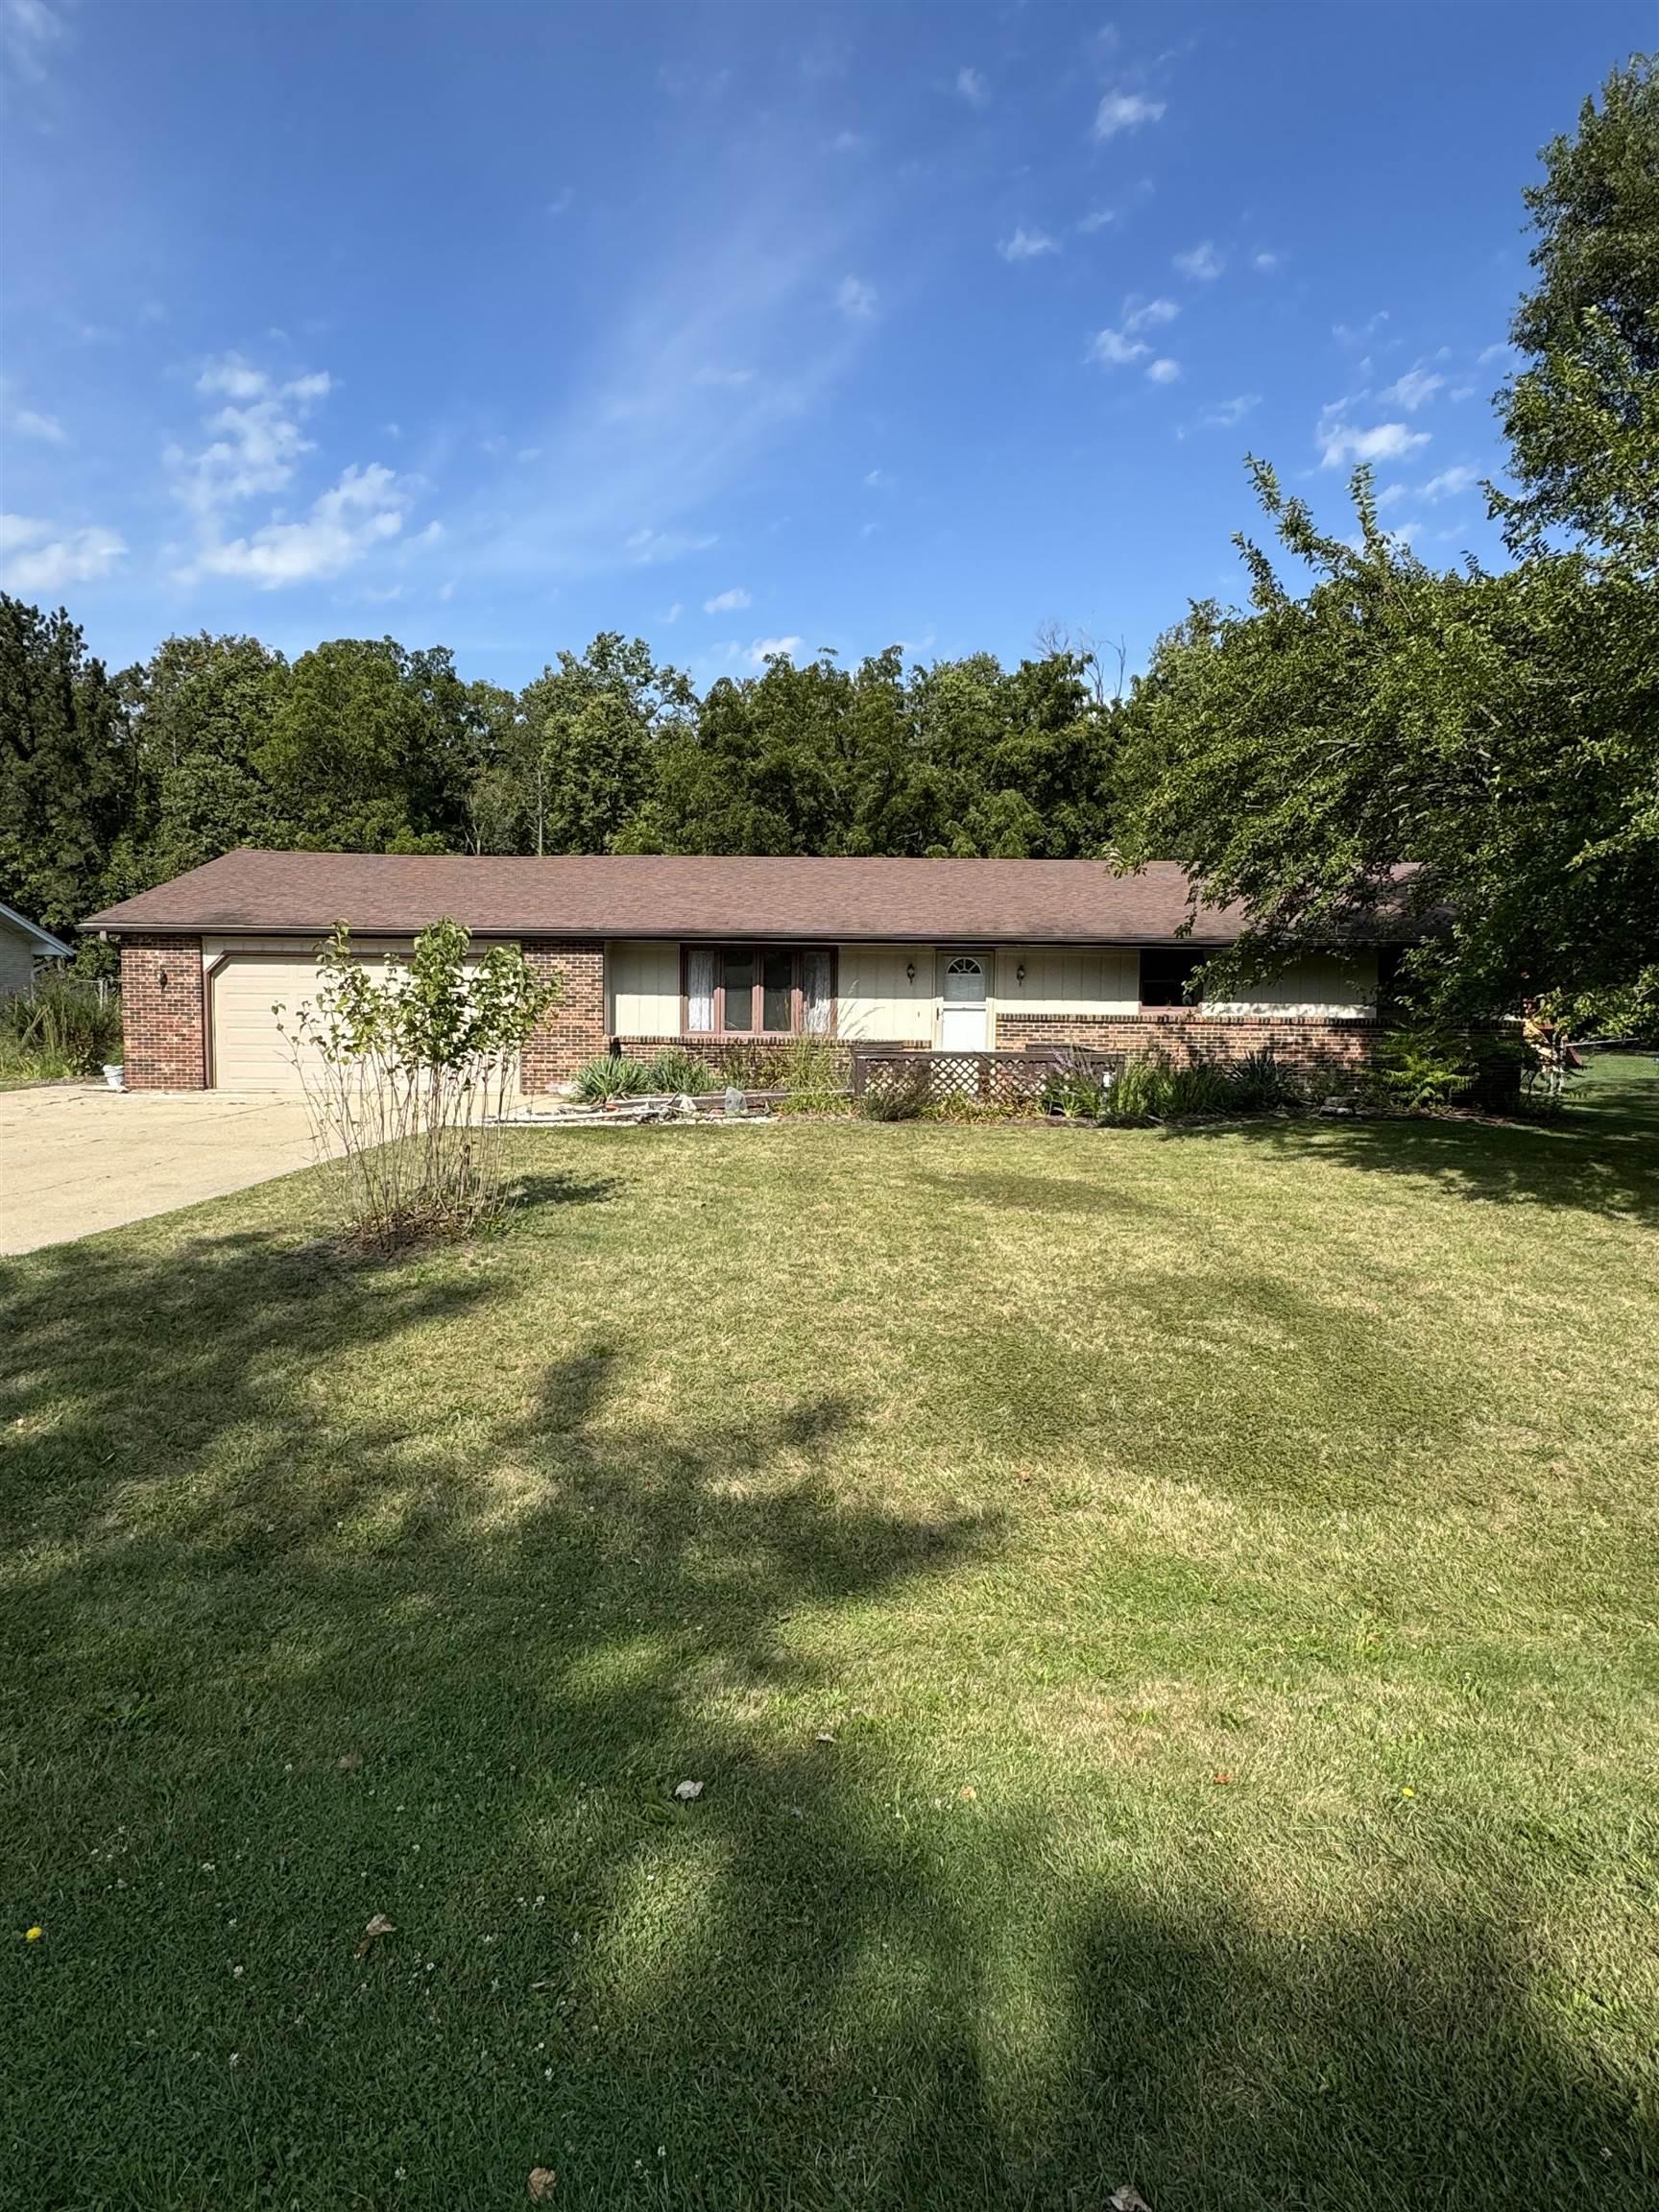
277;921;556;1244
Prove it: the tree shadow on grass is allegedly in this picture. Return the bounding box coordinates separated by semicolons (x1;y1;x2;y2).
1155;1063;1659;1224
1;1230;1651;2206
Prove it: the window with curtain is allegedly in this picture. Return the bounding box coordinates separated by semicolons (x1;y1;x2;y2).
802;949;832;1034
686;947;716;1032
684;947;835;1035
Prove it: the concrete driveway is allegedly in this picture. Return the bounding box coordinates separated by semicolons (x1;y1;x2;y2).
0;1086;319;1254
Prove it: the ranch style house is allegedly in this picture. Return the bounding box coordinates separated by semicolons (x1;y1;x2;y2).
83;851;1413;1093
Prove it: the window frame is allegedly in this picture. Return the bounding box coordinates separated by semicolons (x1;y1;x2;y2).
680;944;838;1040
1138;947;1207;1009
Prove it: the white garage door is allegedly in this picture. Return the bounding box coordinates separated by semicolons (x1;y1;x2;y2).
210;948;403;1092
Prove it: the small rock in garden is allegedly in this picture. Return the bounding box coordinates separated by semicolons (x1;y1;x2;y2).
528;2168;557;2201
815;1730;837;1744
1110;2188;1153;2211
335;1750;364;1773
673;1779;704;1802
353;1911;396;1960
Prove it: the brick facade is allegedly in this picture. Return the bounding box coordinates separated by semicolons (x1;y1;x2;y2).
994;1009;1379;1079
520;939;608;1088
119;934;207;1090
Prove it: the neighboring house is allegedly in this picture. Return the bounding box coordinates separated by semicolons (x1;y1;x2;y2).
82;851;1411;1094
0;900;74;999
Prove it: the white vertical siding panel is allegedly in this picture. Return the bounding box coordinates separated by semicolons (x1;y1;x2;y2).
835;943;937;1043
609;940;682;1036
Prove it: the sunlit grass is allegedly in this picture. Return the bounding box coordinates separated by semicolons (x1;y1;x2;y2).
3;1060;1656;2207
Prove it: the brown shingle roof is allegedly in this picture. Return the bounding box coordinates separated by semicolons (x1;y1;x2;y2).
83;851;1419;945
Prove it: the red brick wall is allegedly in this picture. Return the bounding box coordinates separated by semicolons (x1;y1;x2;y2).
119;935;207;1090
520;939;607;1088
995;1009;1379;1077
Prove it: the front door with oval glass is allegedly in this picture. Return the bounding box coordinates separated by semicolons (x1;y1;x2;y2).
940;954;989;1050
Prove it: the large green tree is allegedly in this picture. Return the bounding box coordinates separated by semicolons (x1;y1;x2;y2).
514;634;694;854
112;632;290;889
256;637;479;853
1113;469;1657;1022
1112;58;1659;1028
1494;53;1659;569
0;597;132;935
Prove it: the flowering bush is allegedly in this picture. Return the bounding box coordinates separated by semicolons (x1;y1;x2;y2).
277;920;556;1245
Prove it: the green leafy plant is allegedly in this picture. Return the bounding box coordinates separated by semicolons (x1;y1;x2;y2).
1227;1047;1303;1113
1368;1025;1478;1113
0;976;123;1077
641;1045;720;1094
276;920;556;1245
569;1051;655;1103
1040;1065;1113;1119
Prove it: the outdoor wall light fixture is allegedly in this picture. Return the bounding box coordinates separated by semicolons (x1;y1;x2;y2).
905;961;916;982
1016;963;1026;983
157;969;170;992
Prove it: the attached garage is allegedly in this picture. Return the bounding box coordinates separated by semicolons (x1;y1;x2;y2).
205;938;507;1091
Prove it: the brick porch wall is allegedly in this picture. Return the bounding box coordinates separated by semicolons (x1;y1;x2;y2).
995;1009;1380;1078
521;939;607;1088
119;934;207;1090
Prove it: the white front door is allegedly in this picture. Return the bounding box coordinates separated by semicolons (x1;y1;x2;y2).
939;954;989;1050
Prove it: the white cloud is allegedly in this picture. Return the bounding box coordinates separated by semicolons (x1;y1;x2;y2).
1253;250;1281;274
180;463;410;589
168;350;416;589
998;227;1060;263
956;64;988;108
1420;463;1480;502
547;186;575;216
1123;296;1179;332
8;405;66;443
1478;341;1518;367
836;275;878;319
742;636;804;665
1334;311;1389;348
1;0;67;82
665;602;685;623
694;365;756;390
1376;482;1407;508
0;515;126;594
827;129;866;154
863;468;891;488
704;586;752;613
1077;206;1118;233
1316;406;1431;469
1173;240;1223;281
1094;89;1166;139
1382;367;1445;412
1088;326;1148;367
1145;357;1181;384
624;526;718;564
1201;393;1260;427
196;352;271;401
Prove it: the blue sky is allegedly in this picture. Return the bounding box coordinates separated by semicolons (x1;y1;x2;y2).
0;0;1649;689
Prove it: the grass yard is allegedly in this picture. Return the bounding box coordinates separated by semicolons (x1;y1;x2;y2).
4;1059;1657;2209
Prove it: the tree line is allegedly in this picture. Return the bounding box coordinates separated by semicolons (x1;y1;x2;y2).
2;57;1654;1029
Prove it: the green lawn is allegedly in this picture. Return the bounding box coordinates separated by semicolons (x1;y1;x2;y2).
4;1060;1657;2209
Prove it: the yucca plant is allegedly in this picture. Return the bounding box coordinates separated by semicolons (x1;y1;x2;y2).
569;1051;655;1103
